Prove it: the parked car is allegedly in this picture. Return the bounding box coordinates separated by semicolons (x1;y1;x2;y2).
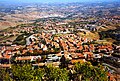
46;54;61;62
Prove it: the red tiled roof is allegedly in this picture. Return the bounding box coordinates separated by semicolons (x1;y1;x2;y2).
16;56;32;61
3;55;11;59
76;53;84;57
0;64;11;68
78;45;83;50
83;52;93;55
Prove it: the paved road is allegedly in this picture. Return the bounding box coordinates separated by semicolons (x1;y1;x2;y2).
102;63;120;74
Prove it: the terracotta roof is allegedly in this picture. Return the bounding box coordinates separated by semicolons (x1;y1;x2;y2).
76;53;84;58
29;50;33;53
0;64;11;68
83;52;93;55
71;59;85;64
16;56;32;61
22;50;27;54
78;45;83;50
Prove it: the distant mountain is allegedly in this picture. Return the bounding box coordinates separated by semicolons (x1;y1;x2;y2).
0;0;120;4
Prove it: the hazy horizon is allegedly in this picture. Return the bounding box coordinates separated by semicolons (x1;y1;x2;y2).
1;0;120;4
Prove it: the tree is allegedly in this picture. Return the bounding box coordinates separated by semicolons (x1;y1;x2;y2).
0;68;12;81
33;68;45;81
73;62;108;81
1;63;108;81
45;65;69;81
59;55;68;68
11;64;34;81
93;65;108;81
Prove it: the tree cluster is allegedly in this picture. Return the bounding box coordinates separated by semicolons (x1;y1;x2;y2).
0;62;108;81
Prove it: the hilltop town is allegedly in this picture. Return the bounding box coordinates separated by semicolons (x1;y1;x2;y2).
0;2;120;81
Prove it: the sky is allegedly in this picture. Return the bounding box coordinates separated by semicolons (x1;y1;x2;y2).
0;0;119;3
